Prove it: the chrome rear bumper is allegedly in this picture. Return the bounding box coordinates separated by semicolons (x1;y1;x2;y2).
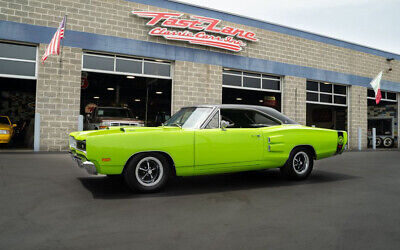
69;151;97;175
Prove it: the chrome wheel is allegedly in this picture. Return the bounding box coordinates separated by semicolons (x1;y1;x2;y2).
292;151;309;175
135;156;164;187
376;138;382;147
383;137;393;147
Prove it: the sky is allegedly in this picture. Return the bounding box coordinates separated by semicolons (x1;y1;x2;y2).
177;0;400;55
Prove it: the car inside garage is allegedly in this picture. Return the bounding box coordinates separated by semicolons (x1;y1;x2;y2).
81;53;172;129
0;42;37;149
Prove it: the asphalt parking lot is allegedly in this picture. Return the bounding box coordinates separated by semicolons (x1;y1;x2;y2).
0;151;399;250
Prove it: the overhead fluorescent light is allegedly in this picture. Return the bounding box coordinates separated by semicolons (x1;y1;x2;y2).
126;75;135;79
236;97;242;101
93;96;100;99
155;59;164;62
107;88;114;91
156;91;163;94
134;99;141;102
259;100;263;103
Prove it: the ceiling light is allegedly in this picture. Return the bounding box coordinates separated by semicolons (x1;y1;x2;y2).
107;88;114;91
236;97;242;101
156;91;163;94
155;59;164;62
126;75;135;79
93;96;100;99
134;99;141;102
259;100;263;103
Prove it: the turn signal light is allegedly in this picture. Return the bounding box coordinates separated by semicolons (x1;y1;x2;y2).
102;158;111;162
99;126;108;129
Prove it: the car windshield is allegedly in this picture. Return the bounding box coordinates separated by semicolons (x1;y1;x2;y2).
97;108;133;118
164;107;213;129
0;117;10;125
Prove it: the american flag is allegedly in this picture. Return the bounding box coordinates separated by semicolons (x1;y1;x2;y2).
41;16;66;63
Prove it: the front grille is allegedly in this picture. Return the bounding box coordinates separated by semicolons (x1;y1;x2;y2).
77;140;86;151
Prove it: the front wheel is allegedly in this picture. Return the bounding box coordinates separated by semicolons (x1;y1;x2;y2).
124;153;170;192
280;148;314;180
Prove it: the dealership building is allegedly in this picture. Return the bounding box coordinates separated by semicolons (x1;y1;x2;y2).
0;0;399;151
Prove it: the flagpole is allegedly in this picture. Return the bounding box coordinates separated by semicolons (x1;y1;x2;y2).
60;14;67;64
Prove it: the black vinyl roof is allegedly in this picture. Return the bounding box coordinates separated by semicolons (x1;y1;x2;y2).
184;104;299;125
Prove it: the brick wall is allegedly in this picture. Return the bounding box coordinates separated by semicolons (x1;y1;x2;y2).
173;61;222;113
36;45;82;151
0;0;398;84
1;0;399;151
282;76;306;125
348;86;368;150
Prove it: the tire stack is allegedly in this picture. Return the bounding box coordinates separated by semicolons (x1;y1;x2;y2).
368;137;394;148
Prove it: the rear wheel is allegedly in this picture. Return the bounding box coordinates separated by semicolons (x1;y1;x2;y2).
124;153;170;192
281;148;314;180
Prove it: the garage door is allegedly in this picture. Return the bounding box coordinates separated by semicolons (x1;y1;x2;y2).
82;52;171;79
222;69;282;111
0;42;37;149
306;80;348;131
0;42;37;79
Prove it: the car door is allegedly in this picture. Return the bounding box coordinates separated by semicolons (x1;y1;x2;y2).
194;108;263;172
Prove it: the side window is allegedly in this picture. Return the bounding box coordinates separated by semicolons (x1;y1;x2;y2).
205;112;219;129
220;109;280;128
252;112;281;127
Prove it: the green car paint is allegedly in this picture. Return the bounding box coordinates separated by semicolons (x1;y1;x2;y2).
69;123;347;176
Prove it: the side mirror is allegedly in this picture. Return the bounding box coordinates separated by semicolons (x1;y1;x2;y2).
12;124;17;127
220;120;230;131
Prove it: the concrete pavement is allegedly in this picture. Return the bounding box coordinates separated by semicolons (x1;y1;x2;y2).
0;151;399;250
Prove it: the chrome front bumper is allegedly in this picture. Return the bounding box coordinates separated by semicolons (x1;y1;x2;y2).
69;151;97;175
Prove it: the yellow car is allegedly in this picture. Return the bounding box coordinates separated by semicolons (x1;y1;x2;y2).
0;116;16;144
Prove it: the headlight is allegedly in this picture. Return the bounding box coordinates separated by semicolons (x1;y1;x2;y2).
0;130;10;134
69;136;77;148
77;140;86;151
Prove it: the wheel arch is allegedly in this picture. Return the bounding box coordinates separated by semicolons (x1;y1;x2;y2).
290;145;317;160
123;151;177;176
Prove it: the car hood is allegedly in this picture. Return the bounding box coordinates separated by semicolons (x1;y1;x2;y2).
70;126;182;141
0;124;11;130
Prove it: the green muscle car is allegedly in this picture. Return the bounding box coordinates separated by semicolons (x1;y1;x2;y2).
69;104;347;192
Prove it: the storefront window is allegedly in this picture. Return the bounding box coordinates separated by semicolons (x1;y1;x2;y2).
83;54;114;71
82;52;171;79
223;69;281;92
116;58;142;74
306;80;347;106
0;42;37;79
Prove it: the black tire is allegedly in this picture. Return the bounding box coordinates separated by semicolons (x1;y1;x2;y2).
123;153;170;192
383;137;394;148
106;174;122;179
280;147;314;180
376;137;383;147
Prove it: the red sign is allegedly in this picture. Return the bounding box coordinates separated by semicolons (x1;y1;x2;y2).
132;11;258;52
